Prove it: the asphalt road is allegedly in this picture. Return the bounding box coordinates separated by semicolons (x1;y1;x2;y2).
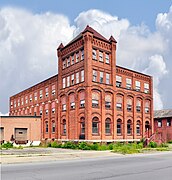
1;152;172;180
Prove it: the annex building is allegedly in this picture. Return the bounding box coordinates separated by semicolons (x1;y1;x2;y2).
9;26;154;142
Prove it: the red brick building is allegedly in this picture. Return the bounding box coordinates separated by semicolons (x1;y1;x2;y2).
9;26;154;142
154;109;172;142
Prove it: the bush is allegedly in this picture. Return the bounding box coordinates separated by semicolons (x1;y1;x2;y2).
148;141;157;148
168;140;172;144
159;143;168;148
62;141;77;149
108;143;114;150
1;142;13;149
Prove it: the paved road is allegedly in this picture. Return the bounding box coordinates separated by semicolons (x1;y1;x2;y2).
1;152;172;180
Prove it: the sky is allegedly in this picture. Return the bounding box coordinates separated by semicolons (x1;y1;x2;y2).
0;0;172;115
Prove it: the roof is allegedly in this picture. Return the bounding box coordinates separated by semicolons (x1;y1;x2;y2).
154;109;172;119
65;25;116;48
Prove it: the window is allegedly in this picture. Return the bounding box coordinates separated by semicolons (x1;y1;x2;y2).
67;58;70;67
106;73;110;84
126;78;132;89
135;81;141;91
76;52;79;62
63;60;66;69
144;83;149;93
63;78;66;88
81;49;84;60
105;118;111;134
67;76;70;87
145;101;150;113
80;100;85;108
45;88;48;97
116;76;122;87
92;99;99;108
92;117;99;134
25;97;28;104
70;102;75;109
93;70;97;82
92;49;97;60
21;98;24;106
105;95;111;109
117;119;122;135
136;121;141;135
158;120;162;127
62;104;66;111
34;92;37;101
81;70;84;82
45;122;48;133
18;99;20;107
45;109;48;115
40;110;42;115
40;90;43;99
52;121;55;133
14;101;16;107
116;96;122;110
76;72;79;84
71;55;74;65
29;95;32;102
127;120;132;135
71;74;74;85
80;117;85;134
105;53;109;64
99;51;103;62
100;72;103;83
136;99;141;112
167;118;171;127
127;99;132;112
52;85;56;96
62;120;66;135
52;108;55;114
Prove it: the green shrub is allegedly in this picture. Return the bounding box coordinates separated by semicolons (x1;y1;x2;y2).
159;143;168;148
90;143;99;150
148;141;157;148
1;142;13;149
99;144;108;151
168;140;172;144
108;143;114;150
62;141;77;149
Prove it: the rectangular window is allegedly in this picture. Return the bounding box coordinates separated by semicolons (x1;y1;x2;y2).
105;101;111;109
76;52;79;62
76;72;79;84
63;60;66;69
29;95;32;102
127;104;132;111
63;78;66;88
71;74;74;85
99;51;103;62
62;104;66;111
81;70;84;82
21;98;24;106
126;78;132;89
45;109;48;115
92;99;99;108
93;70;97;82
34;92;37;101
100;72;103;83
136;106;141;112
144;83;149;93
92;49;97;60
45;88;49;97
67;76;70;87
40;90;43;99
167;119;171;127
52;108;55;114
25;97;28;104
70;102;75;109
135;81;141;91
145;107;149;113
105;53;110;64
52;89;56;96
116;103;122;110
92;122;98;134
158;120;162;127
40;110;42;115
105;122;111;134
106;73;110;84
67;58;70;67
80;100;85;108
116;76;122;87
81;49;84;60
71;55;74;65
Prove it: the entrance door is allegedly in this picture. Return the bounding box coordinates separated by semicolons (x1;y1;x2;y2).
0;127;4;143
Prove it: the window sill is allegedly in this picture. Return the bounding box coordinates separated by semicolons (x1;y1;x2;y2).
92;133;99;136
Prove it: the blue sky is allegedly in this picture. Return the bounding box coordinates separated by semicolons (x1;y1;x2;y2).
0;1;172;114
0;0;172;31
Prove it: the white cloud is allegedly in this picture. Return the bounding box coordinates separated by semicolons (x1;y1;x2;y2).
1;6;172;113
0;112;9;116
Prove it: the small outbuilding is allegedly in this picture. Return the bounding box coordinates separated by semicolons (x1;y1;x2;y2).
0;116;41;146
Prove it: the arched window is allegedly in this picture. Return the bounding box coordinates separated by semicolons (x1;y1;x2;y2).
45;121;48;133
127;120;132;135
92;117;99;134
127;98;132;112
105;118;111;134
116;96;122;110
145;121;150;130
105;95;112;109
62;119;66;135
136;99;141;112
136;120;141;135
145;101;150;113
80;117;85;134
52;121;55;133
92;92;99;108
117;119;122;135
